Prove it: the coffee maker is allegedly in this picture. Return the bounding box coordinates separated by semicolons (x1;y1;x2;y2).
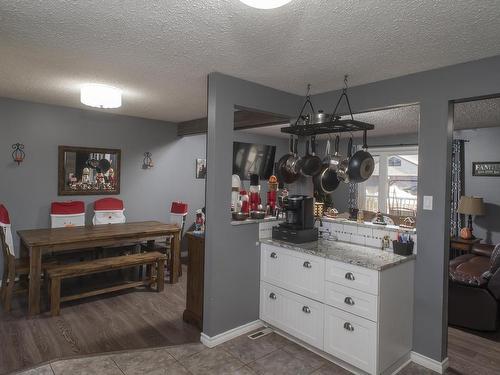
272;195;318;243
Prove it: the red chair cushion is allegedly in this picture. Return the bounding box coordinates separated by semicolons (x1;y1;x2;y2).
0;204;10;224
94;198;124;211
51;201;85;215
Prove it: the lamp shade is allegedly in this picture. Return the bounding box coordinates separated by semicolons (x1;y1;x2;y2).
458;196;485;216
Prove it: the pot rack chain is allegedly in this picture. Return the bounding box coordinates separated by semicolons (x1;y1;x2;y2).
330;74;355;122
293;83;316;126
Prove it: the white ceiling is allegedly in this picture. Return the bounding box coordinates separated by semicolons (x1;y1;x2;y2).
1;1;500;122
239;97;500;139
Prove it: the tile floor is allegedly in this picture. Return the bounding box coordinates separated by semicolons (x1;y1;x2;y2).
16;329;435;375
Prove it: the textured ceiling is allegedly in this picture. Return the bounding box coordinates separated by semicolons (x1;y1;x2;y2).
240;98;500;138
1;1;500;122
239;105;421;138
454;97;500;130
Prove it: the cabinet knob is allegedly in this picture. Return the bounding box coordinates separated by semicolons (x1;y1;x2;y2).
269;292;277;300
343;322;355;332
302;306;311;314
344;297;355;306
344;272;355;281
270;252;277;259
303;261;312;269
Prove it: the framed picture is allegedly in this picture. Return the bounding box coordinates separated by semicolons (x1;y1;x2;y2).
472;162;500;177
58;146;121;195
196;158;206;179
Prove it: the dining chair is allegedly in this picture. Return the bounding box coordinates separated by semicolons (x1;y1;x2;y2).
0;204;55;312
92;198;126;225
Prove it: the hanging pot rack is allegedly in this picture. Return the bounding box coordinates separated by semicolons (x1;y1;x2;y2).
280;75;374;137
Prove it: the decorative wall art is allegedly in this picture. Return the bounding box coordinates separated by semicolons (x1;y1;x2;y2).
11;143;25;165
472;162;500;177
58;146;121;195
196;158;206;179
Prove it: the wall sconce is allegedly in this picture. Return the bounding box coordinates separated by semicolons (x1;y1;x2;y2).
12;143;25;165
142;152;154;169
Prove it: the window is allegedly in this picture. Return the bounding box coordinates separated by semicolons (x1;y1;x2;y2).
358;146;418;218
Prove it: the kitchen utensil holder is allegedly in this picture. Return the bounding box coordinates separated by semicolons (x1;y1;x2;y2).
392;240;414;256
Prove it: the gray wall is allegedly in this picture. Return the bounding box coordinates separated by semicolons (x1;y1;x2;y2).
0;97;206;266
204;73;302;337
454;127;500;245
204;55;500;363
311;55;500;362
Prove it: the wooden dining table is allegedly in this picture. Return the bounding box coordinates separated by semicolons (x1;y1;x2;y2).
17;221;181;316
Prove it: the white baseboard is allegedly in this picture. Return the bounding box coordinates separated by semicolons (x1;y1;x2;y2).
200;320;264;348
410;351;449;374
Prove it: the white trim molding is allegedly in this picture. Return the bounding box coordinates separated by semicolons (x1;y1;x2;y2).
410;351;449;374
200;320;264;348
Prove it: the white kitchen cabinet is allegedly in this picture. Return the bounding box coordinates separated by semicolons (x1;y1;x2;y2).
325;258;380;295
324;281;378;322
324;305;377;373
259;242;414;375
261;243;325;302
260;281;324;349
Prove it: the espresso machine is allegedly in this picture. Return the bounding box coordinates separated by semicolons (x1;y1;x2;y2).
272;195;318;243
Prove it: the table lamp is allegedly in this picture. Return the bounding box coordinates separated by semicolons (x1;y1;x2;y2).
458;196;485;239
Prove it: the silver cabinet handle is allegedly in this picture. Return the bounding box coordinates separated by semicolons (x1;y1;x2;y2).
303;261;312;269
345;272;355;281
269;293;277;300
344;322;354;331
344;297;355;306
270;252;277;259
302;306;311;314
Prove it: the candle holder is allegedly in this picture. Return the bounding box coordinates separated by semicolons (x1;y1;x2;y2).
12;143;25;165
142;152;154;169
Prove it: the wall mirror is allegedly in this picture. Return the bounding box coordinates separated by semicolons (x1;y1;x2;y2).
58;146;121;195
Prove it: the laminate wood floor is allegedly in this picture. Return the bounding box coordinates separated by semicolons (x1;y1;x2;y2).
0;266;200;375
446;326;500;375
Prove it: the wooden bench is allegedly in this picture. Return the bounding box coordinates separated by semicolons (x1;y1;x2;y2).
47;251;166;316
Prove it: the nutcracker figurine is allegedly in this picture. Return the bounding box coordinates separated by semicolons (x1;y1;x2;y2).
248;174;261;212
266;175;278;214
194;209;205;232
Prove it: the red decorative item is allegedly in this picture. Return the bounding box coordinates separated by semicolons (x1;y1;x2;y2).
51;201;85;215
171;201;188;215
94;197;124;211
0;204;11;224
460;227;473;240
240;190;250;214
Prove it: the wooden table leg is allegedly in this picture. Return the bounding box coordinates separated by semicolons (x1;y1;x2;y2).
169;231;180;284
20;240;28;258
28;246;42;316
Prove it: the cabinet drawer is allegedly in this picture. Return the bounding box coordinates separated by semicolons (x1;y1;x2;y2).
324;281;378;322
325;258;379;295
324;305;377;374
260;281;324;349
261;244;325;302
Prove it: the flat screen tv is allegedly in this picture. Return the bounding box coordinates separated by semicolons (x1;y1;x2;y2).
233;141;276;180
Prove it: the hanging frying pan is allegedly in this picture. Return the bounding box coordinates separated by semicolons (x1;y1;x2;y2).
301;136;322;176
286;137;304;175
277;136;300;184
348;130;375;183
313;137;340;194
337;137;353;183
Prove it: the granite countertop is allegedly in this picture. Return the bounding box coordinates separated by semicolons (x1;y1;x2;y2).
261;238;415;271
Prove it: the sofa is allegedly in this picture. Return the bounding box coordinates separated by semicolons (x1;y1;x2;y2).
448;243;500;331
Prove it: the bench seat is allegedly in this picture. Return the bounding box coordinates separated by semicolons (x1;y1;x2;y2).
48;251;166;316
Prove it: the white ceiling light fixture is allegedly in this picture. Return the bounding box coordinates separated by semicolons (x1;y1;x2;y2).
239;0;292;9
80;83;122;109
